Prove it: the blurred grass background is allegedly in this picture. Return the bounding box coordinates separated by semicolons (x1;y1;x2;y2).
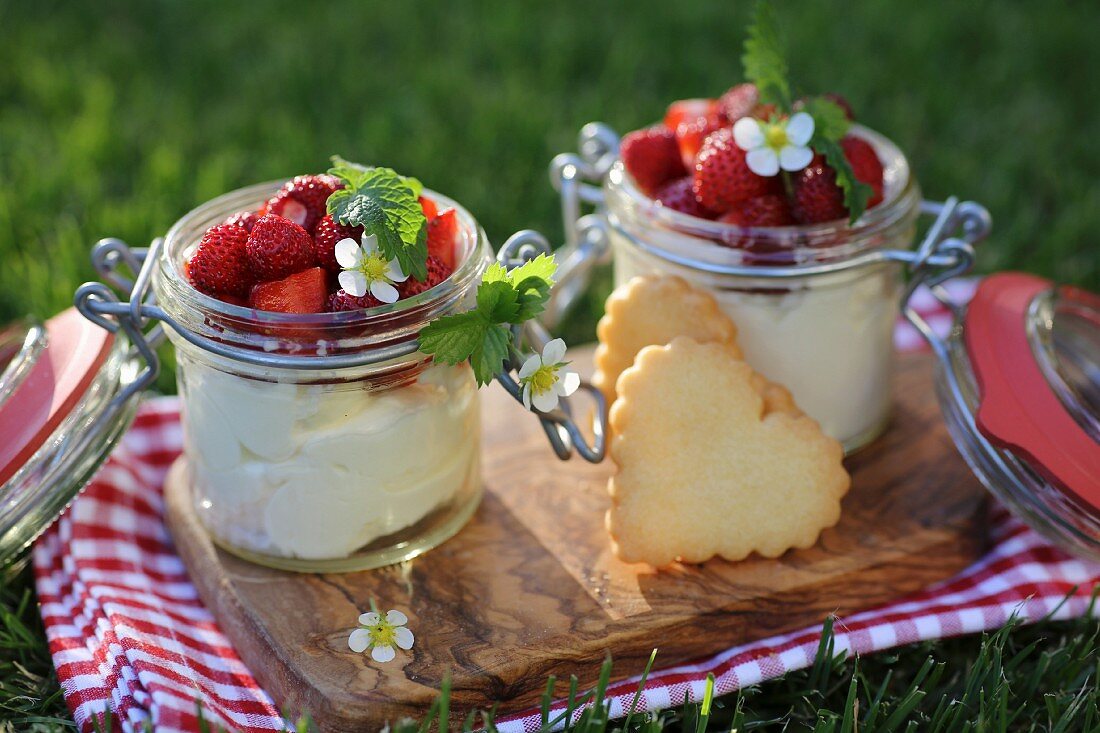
1;0;1099;729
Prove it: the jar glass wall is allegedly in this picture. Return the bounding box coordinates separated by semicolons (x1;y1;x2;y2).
154;182;490;572
604;125;922;452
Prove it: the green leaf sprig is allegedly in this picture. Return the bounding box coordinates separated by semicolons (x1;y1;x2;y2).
741;1;873;223
419;254;557;386
326;156;429;281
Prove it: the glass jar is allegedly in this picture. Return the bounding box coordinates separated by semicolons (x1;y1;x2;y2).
153;182;491;572
602;125;921;453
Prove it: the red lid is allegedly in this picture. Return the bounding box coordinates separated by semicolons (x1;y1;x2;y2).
0;308;114;486
965;272;1100;513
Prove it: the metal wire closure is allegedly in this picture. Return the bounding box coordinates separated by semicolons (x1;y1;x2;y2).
74;231;607;464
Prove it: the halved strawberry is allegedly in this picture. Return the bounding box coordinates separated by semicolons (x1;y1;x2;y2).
313;214;364;273
674;114;725;170
246;214;316;281
265;175;337;234
419;195;439;220
692;128;781;213
248;267;327;313
841;136;884;207
426;209;458;269
653;176;717;219
187;223;254;297
664;98;720;131
399;255;452;298
620;126;687;195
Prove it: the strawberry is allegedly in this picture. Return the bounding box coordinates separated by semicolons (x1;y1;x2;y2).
717;83;759;123
224;210;261;232
426;208;459;269
718;194;795;227
664;98;720;131
248;267;327;313
620;126;687;195
419;195;439;220
313;214;364;273
245;214;316;280
790;155;848;224
398;255;452;298
653;176;717;219
841;136;884;207
692;128;781;213
187;223;254;297
674;114;725;170
328;290;382;312
264;175;337;234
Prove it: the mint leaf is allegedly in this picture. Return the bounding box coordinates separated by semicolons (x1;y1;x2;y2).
469;324;511;386
419;311;488;366
476;280;521;323
815;136;872;225
326;162;428;281
742;0;792;109
801;96;851;143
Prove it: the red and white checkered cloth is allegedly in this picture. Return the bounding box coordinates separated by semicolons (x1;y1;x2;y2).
33;281;1100;733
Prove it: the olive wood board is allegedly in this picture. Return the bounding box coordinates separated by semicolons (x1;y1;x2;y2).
164;349;987;731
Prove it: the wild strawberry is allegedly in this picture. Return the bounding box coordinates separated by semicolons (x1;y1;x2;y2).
620;126;687;195
426;208;459;269
717;83;759;123
224;210;261;232
664;98;720;131
328;289;382;312
841;136;884;207
653;176;717;219
248;267;327;313
718;194;795;227
692;128;781;213
187;223;253;297
245;214;316;280
419;195;439;220
399;255;452;298
264;175;337;234
790;155;848;224
313;215;364;273
674;114;725;170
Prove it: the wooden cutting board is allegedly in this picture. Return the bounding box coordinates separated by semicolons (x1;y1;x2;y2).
164;349;987;731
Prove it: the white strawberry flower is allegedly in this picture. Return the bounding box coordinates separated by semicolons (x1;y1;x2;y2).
732;111;815;177
335;233;408;304
348;609;414;663
518;338;581;413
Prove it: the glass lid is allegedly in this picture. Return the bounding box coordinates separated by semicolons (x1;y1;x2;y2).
0;309;143;571
922;271;1100;563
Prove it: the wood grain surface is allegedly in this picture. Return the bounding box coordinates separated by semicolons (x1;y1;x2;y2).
164;349;987;731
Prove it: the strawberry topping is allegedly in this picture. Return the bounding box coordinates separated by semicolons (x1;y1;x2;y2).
313;214;364;273
398;255;452;298
841;135;884;207
187;223;254;297
718;194;795;227
264;175;337;234
790;155;848;224
653;176;717;219
692;128;781;213
426;208;459;270
621;126;688;195
717;83;760;123
247;267;327;314
664;98;721;131
224;210;261;232
328;290;383;312
674;114;726;170
419;195;439;220
245;214;316;281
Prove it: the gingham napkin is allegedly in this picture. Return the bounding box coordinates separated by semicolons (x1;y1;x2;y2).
33;282;1100;733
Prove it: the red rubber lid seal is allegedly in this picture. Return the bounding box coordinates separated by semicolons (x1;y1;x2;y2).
0;308;113;486
965;272;1100;512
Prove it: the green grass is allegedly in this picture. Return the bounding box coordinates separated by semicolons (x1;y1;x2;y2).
2;0;1099;729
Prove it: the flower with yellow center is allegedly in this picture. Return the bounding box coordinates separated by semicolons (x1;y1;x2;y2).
335;233;409;304
518;338;581;413
348;609;414;663
732;111;815;177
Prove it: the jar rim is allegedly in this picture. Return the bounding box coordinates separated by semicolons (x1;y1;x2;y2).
606;124;922;266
